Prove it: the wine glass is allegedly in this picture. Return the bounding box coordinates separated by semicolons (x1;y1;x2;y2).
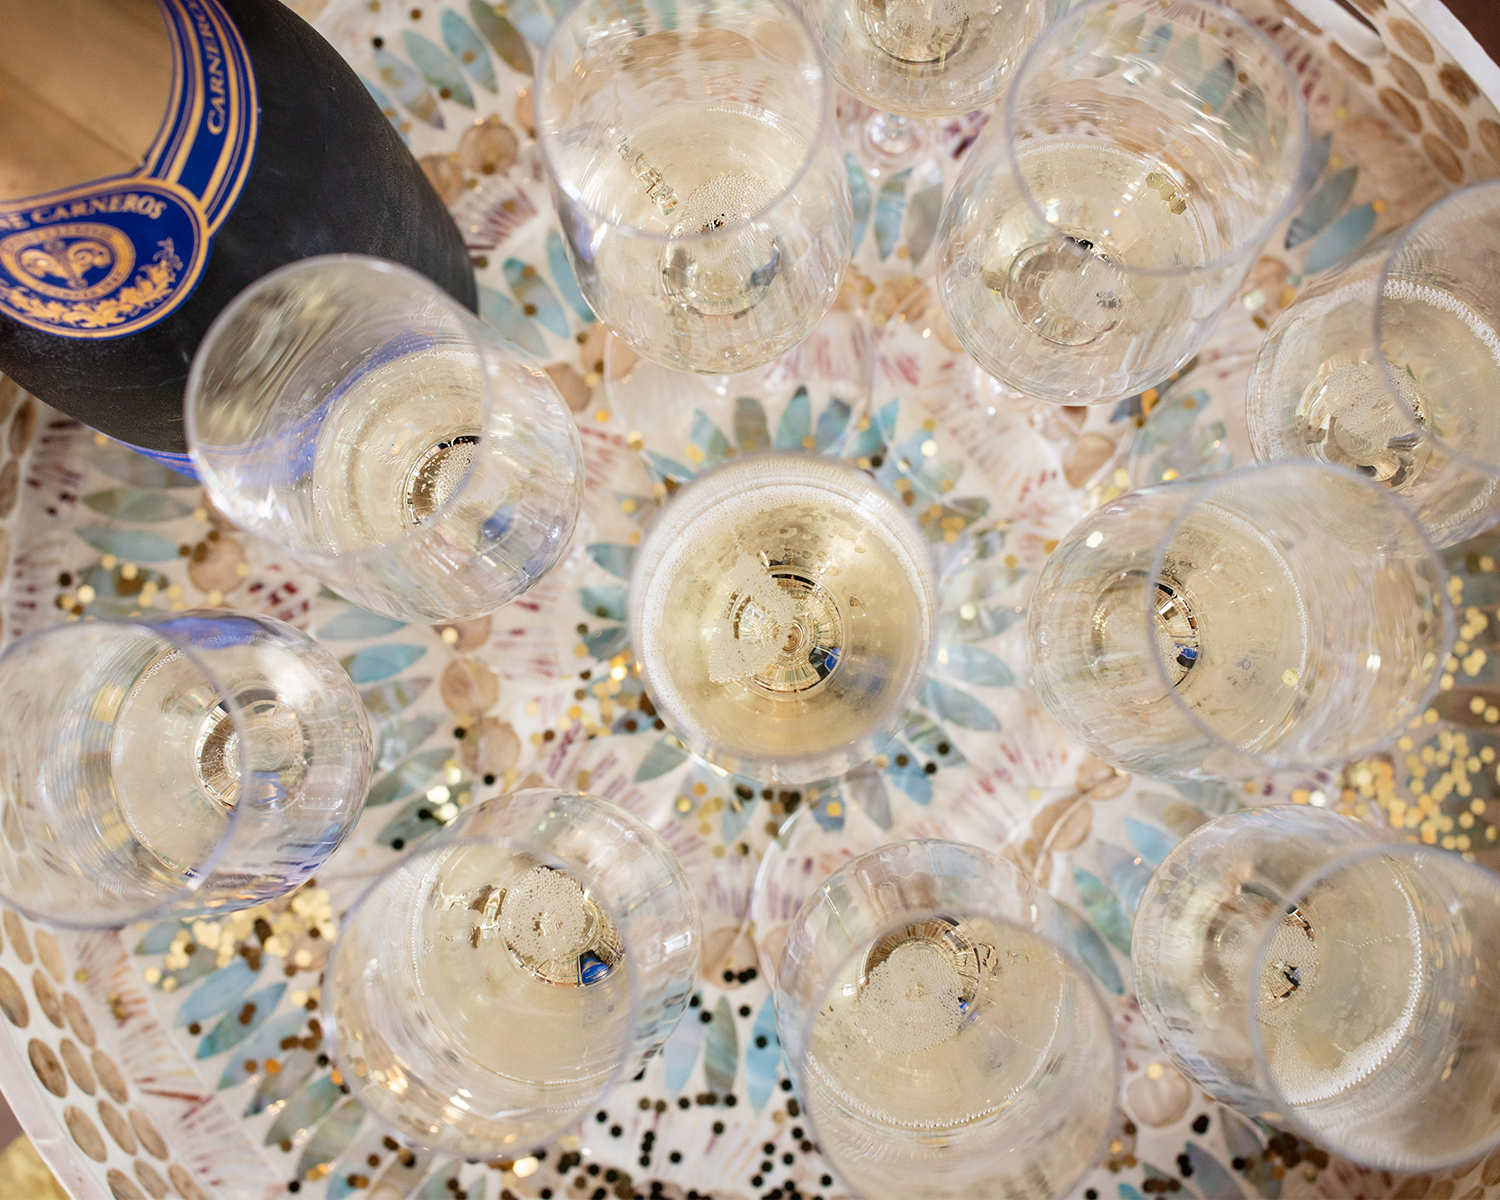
1134;804;1500;1172
185;255;583;624
1247;180;1500;548
794;0;1044;171
937;0;1307;405
536;0;853;379
627;453;937;783
1027;462;1451;779
0;612;371;928
775;839;1119;1198
324;789;700;1155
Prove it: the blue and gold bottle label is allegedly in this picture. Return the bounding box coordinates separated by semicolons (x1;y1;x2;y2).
0;0;257;339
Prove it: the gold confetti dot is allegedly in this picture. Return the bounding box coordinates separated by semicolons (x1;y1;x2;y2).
1145;1062;1164;1080
595;410;610;422
1281;669;1299;687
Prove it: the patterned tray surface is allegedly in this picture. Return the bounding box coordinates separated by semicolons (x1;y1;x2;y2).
6;0;1500;1197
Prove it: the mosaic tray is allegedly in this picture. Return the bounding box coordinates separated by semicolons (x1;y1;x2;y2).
5;0;1500;1196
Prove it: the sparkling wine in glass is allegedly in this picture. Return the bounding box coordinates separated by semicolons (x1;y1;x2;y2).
937;0;1306;404
1248;181;1500;547
793;0;1044;171
325;790;700;1155
1027;462;1450;779
776;840;1119;1198
628;454;937;783
538;0;852;377
1134;805;1500;1171
187;255;583;623
0;612;371;928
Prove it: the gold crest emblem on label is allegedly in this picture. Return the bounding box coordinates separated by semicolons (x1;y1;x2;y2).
0;224;136;302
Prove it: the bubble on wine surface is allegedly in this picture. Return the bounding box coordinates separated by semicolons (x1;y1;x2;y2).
860;0;968;64
663;171;782;317
480;865;624;987
997;235;1134;348
403;432;481;526
856;918;986;1055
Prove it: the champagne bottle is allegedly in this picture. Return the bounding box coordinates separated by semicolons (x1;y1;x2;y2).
0;0;478;467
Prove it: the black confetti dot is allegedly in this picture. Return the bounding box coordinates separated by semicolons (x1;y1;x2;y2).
670;1151;682;1163
392;838;405;850
596;1112;608;1123
1191;1114;1210;1134
713;1121;725;1134
738;1005;751;1017
699;1011;712;1023
483;774;496;785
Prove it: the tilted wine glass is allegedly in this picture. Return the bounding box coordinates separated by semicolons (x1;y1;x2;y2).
537;0;852;379
775;840;1119;1199
324;789;700;1155
1247;180;1500;548
0;612;371;928
186;255;583;624
1027;462;1451;779
937;0;1307;405
1135;804;1500;1172
628;453;937;784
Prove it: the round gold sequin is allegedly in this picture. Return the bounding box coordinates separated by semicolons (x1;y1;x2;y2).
28;1038;65;1096
63;992;96;1047
33;929;64;982
130;1110;168;1161
32;969;63;1027
169;1164;211;1200
64;1104;106;1162
106;1168;148;1200
0;967;28;1027
92;1048;128;1103
59;1038;95;1094
98;1098;137;1154
133;1161;170;1200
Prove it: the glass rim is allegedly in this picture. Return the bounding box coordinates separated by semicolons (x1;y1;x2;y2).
322;830;647;1152
1245;835;1500;1172
1373;178;1500;478
1000;0;1310;281
534;0;835;247
0;614;250;931
184;253;506;566
626;451;939;783
779;840;1122;1192
1146;460;1453;774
